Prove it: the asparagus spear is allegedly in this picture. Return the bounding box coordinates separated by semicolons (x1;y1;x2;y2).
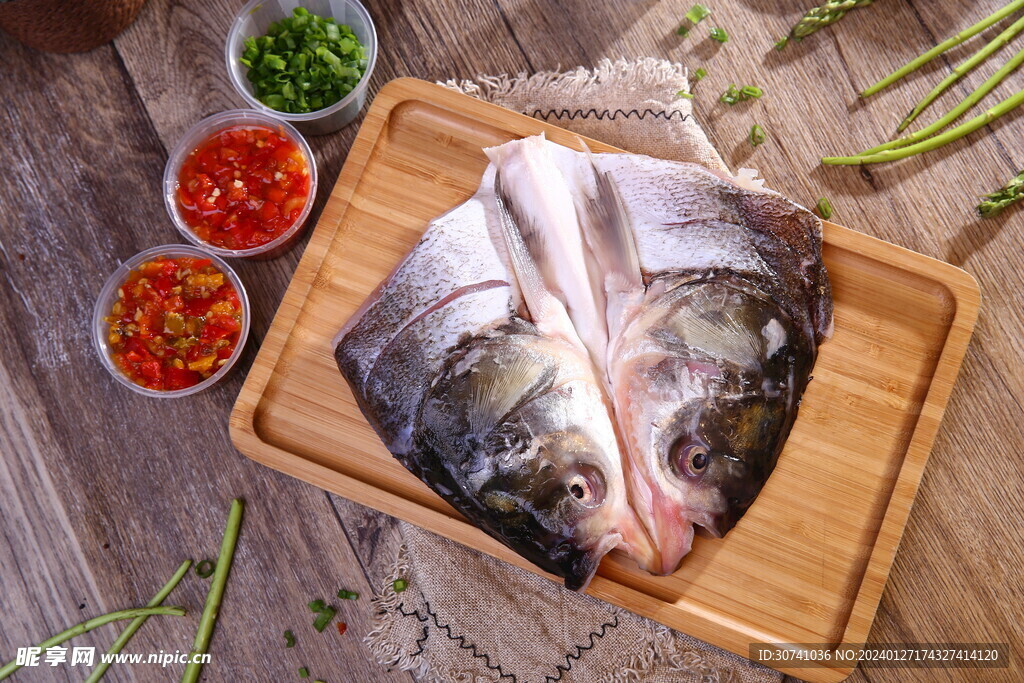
822;88;1024;164
777;0;873;49
859;46;1024;155
181;499;243;683
861;0;1024;97
898;15;1024;132
978;169;1024;217
0;607;185;680
86;560;193;683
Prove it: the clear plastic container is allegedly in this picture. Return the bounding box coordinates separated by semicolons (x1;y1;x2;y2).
224;0;378;136
92;245;251;399
163;109;318;260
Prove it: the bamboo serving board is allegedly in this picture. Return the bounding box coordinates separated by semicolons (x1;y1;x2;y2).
230;78;979;681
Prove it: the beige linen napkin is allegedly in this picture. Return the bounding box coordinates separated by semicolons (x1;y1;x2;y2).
364;58;782;683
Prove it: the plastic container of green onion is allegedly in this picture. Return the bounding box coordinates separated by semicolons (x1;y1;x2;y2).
224;0;378;136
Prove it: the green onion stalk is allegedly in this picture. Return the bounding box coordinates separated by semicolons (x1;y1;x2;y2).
860;0;1024;97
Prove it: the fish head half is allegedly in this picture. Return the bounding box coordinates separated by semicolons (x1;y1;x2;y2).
614;274;813;574
412;329;658;590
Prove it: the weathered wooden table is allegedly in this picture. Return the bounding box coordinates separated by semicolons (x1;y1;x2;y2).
1;0;1020;681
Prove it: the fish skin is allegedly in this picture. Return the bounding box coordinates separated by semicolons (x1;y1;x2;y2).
335;168;659;590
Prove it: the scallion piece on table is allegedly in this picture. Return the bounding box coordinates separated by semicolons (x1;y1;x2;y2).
676;90;695;99
181;499;244;683
240;7;368;114
749;124;766;147
84;561;192;683
693;67;708;81
0;607;186;680
312;606;336;632
308;599;326;612
816;197;834;220
194;559;215;579
978;169;1024;217
720;84;741;105
393;578;409;593
299;667;309;678
740;85;763;99
284;630;296;648
709;27;728;42
686;4;712;24
676;25;690;36
337;589;358;600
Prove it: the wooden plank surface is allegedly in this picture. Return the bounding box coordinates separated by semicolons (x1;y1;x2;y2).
0;0;1020;682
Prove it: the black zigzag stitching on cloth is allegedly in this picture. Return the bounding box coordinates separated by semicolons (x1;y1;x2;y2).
395;600;517;681
543;615;621;683
532;108;695;122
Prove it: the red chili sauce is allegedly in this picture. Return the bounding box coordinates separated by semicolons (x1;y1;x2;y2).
105;256;243;391
176;124;310;251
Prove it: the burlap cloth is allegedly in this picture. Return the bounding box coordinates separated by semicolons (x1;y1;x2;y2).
364;58;782;683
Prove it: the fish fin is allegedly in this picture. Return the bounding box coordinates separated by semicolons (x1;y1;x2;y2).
465;349;554;438
494;171;580;345
575;144;643;292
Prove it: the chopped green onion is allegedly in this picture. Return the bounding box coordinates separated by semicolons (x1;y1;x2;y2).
194;560;215;579
314;680;326;683
312;606;336;632
686;4;711;24
676;90;694;99
299;667;309;678
816;197;834;220
284;629;296;648
240;7;368;114
749;124;766;147
181;499;244;683
720;84;741;105
693;67;708;81
740;85;763;99
709;27;728;42
676;25;690;36
337;589;359;600
393;578;409;593
775;37;789;50
308;599;326;612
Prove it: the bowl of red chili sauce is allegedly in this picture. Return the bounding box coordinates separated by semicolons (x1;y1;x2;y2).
164;110;317;259
93;245;251;397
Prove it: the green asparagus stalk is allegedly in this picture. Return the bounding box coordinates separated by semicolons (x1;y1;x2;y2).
861;0;1024;97
85;560;193;683
978;169;1024;217
181;499;243;683
0;607;186;680
822;88;1024;164
777;0;873;49
898;15;1024;132
860;46;1024;155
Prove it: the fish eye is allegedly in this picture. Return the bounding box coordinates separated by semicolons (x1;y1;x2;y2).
566;466;605;508
670;442;711;478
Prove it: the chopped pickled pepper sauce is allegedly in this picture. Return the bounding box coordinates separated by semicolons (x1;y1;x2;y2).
105;257;243;390
176;124;311;250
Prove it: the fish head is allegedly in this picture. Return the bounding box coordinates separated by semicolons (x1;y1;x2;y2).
614;276;809;573
414;331;655;590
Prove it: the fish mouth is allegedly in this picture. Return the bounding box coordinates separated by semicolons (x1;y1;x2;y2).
650;498;696;575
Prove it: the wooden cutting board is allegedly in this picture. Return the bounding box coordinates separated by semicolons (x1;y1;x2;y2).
229;78;979;682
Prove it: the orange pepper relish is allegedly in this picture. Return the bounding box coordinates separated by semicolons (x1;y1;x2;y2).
176;124;311;251
105;256;243;391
